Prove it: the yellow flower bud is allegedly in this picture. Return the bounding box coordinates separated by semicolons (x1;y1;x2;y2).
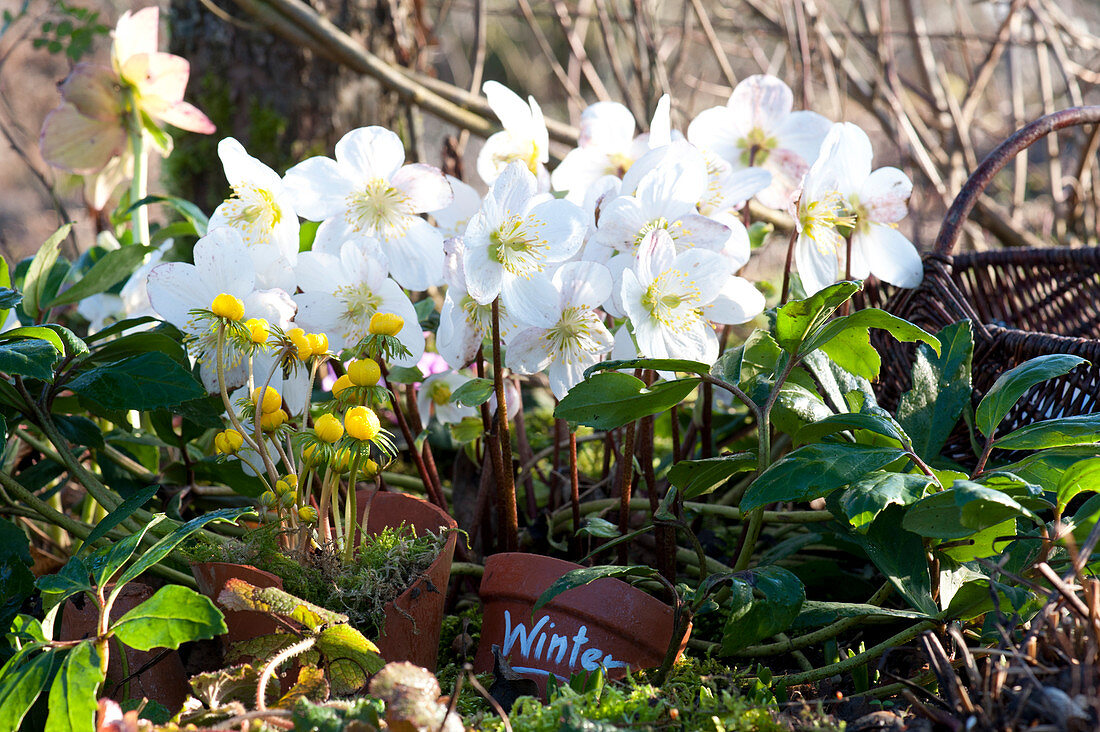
369;312;404;336
332;374;354;398
287;327;312;360
251;386;282;415
284;474;298;489
314;413;343;443
345;406;381;441
214;429;244;455
211;293;245;321
347;358;381;387
298;506;318;523
302;442;321;465
244;318;269;344
331;448;351;473
275;478;293;495
260;408;287;432
279;490;296;508
259;490;278;508
307;333;329;357
361;458;379;479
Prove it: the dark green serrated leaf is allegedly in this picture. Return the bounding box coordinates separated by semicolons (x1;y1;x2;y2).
45;641;104;732
0;338;60;380
740;443;907;512
897;321;973;462
67;352;204;410
23;224;71;319
50;245;155;307
384;366;423;384
88;330;189;368
804;308;939;360
534;565;660;612
720;566;805;653
993;414;1100;450
790;600;932;630
576;517;619;539
86;514;164;587
450;378;493;407
36;558;92;611
903;480;1038;540
837;472;933;532
975;354;1087;438
554;372;699;430
0;518;34;633
667;453;756;499
936;518;1017;563
848;506;937;616
794;412;908;448
0;287;21;310
1057;458;1100;513
112;585;226;650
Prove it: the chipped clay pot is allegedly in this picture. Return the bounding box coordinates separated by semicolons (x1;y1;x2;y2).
474;553;687;696
192;490;457;672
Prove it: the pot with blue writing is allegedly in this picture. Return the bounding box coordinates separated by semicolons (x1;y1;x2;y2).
474;553;687;696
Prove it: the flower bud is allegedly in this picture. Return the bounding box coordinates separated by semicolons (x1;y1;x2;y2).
211;293;245;321
260;409;287;432
275;477;294;495
332;373;354;398
347;358;381;387
345;406;381;441
251;386;282;414
361;458;379;479
298;506;318;523
302;442;321;465
214;428;244;455
331;447;351;473
287;327;312;360
244;318;269;344
369;312;403;336
259;490;278;508
279;490;296;508
307;332;329;356
314;413;343;443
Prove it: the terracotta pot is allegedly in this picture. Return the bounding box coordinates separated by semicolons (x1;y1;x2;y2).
474;553;688;696
59;582;188;712
192;490;457;672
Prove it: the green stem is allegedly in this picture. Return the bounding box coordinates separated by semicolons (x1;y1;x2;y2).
490;298;518;552
128;97;149;248
343;452;362;564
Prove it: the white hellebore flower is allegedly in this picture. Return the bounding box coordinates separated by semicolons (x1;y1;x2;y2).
794;122;922;295
79;238;171;333
284;126;453;291
417;371;477;426
293;241;424;366
437;238;519;369
146;227;296;393
688;74;831;210
507;261;615;399
209;137;300;291
462;161;587;328
621;229;743;364
477;81;550;188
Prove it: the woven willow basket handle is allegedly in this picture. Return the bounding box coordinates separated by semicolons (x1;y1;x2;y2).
933;106;1100;257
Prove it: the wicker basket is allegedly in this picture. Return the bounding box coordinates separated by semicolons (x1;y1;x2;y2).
861;107;1100;462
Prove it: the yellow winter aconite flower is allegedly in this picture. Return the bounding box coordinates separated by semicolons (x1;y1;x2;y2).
345;406;381;441
211;293;245;321
244;318;269;344
347;358;381;387
298;506;318;523
369;312;404;336
287;327;313;360
331;374;354;398
314;413;344;443
361;459;380;479
252;386;282;415
331;448;352;473
259;490;278;508
307;332;329;356
214;429;243;455
275;476;297;495
302;443;322;465
260;409;287;432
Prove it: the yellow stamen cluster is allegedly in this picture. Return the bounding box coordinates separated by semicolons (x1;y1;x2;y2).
211;293;245;321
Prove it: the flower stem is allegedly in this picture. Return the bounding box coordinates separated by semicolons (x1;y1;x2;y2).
617;419;636;565
491;298;519;552
128;100;149;248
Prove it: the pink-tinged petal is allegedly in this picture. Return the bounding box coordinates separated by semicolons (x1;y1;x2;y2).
501;273;558;328
756;150;806;210
673;249;732;304
704;277;765;325
675;214;731;253
437;295;482;369
380;217;444;291
687;106;741;163
579;101;635;149
859;167;912;224
283;156;357;221
392;163;453;213
335;126;405;182
775;110;832;166
525;198;586;262
193;228;256;297
858;224;923;288
59;64;123;121
146;262;212;326
795;230;843;295
155;101;215;134
218;137;281;190
123;52;189;103
555;261;612;311
39;103;126;174
462;231;502;305
730;74;793;133
506;327;553;375
112;7;158;67
484;81;534;133
85;151;131;210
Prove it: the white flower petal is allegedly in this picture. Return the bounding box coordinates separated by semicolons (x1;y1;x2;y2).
704;277;765;325
686;106;741;164
484;81;534;135
525;198;587;262
437;294;483;369
731;74;793;133
555;261;612;311
775;110;832;166
506;327;553;375
377;279;425;366
146;262;213;327
795;230;843;295
858;224;923;288
859;167;912;224
193;228;255;297
462;228;503;305
283;156;356;221
392;163;453;213
334;126;405;181
579;101;635;149
218;137;282;191
672;249;732;305
381;217;444;291
501;274;558;328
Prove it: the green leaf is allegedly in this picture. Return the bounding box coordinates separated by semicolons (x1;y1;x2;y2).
794;412;908;448
49;245;155;307
111;508;254;594
902;481;1039;539
993;414;1100;450
667;453;757;499
534;565;660;612
847;505;937;616
112;585;226;650
585;358;710;378
79;483;159;554
67;352;204;410
450;378;493;407
554;372;699;430
86;514;164;587
1056;458;1100;514
720;566;805;653
0;519;35;644
576;517;620;539
36;557;92;611
383;366;423;384
740;443;907;512
83;316;161;344
0;647;56;729
936;518;1016;563
897;321;973;462
791;600;932;630
767;380;834;436
837;472;933;532
747;221;772;249
314;624;385;695
128;196;208;236
23;224;71;319
774;280;861;355
0;288;21;310
818;327;882;382
45;641;104;732
804;308;939;360
975;354;1087;438
714;330;782;387
0;338;60;379
944;577;1032;622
